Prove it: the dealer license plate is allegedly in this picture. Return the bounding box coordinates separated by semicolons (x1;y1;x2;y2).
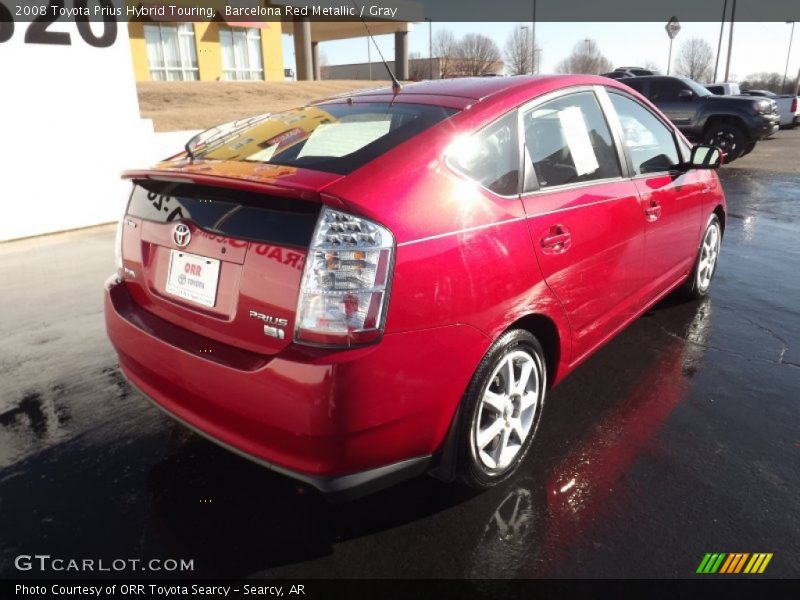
165;250;220;308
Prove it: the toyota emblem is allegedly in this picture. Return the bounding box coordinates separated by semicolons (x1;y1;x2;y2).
172;223;191;247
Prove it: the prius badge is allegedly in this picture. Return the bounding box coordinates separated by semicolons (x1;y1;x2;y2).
249;310;288;340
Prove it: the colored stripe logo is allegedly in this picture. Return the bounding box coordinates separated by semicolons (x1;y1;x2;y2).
696;553;773;574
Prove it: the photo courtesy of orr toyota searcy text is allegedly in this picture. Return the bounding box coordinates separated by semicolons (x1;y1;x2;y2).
14;584;299;596
2;0;800;588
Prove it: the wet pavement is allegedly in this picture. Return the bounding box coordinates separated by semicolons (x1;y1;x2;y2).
1;131;799;579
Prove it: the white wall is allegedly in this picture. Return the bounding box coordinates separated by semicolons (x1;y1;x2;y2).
0;3;192;241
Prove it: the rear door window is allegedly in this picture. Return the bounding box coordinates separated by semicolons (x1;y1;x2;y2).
522;91;621;191
622;78;646;94
650;78;688;102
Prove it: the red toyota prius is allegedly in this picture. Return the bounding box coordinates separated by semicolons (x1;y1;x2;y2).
105;75;725;499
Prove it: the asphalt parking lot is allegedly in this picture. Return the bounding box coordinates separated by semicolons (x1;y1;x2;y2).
1;129;799;579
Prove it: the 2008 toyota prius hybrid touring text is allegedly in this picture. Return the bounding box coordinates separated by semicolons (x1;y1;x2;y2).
105;75;726;499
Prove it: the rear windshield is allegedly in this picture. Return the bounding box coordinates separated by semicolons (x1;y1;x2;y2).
192;102;458;174
622;78;645;93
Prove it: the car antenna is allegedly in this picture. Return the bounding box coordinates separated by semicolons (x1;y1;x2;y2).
349;0;402;96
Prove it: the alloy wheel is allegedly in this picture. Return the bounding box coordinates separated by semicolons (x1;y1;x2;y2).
472;350;541;471
697;222;721;292
709;130;737;157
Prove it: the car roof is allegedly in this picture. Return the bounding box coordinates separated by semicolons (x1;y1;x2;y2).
324;75;605;103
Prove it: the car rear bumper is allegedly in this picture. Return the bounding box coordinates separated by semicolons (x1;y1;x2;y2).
104;275;489;498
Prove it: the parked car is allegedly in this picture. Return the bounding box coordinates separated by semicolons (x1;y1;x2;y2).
705;82;741;96
602;66;660;79
741;89;799;128
105;75;726;499
619;75;780;161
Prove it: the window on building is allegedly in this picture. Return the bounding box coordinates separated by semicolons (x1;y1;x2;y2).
219;27;264;81
144;23;199;81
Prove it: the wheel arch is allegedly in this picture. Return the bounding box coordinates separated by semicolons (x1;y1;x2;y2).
713;204;726;235
702;114;749;137
504;313;562;388
429;311;566;483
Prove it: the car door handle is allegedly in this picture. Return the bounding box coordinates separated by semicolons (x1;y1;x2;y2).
540;227;572;253
644;200;662;222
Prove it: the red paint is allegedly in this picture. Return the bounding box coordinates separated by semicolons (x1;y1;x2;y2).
106;75;726;486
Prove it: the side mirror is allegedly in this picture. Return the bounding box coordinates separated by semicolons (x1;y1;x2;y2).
678;89;694;100
688;144;723;169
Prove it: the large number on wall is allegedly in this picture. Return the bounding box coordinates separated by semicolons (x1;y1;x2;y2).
1;0;117;47
0;2;13;43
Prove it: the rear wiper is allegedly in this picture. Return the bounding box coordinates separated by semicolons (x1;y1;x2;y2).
184;113;272;163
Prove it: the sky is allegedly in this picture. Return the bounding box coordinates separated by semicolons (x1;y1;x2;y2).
281;21;799;83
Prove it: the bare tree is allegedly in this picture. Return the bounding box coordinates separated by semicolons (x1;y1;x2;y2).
642;59;660;72
555;39;613;75
674;37;714;82
740;72;784;93
456;33;502;77
408;51;426;81
505;26;539;75
433;28;459;79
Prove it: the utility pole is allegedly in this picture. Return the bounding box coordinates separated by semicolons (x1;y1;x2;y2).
521;25;531;74
724;0;737;82
783;22;795;94
427;18;433;79
531;0;537;74
713;0;728;82
367;37;372;80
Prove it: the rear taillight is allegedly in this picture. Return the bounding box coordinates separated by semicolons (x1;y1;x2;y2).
114;217;124;274
792;97;798;114
295;206;394;347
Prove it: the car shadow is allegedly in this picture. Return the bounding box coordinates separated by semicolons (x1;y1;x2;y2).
135;293;712;578
0;294;711;579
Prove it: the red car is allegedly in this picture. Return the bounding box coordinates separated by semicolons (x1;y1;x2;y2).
105;75;725;499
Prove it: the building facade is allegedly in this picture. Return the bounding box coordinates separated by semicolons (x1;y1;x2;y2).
128;21;285;82
322;57;504;81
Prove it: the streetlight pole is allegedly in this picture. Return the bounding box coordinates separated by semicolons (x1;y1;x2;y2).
427;18;433;79
531;0;537;74
783;21;795;94
713;0;728;83
724;0;737;82
520;25;531;74
367;37;372;80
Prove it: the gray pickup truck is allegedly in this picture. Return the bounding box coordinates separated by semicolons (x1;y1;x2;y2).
619;75;780;162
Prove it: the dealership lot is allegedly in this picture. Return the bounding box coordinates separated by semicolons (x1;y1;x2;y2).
1;130;798;579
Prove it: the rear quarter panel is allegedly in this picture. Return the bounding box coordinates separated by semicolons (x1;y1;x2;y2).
323;103;574;383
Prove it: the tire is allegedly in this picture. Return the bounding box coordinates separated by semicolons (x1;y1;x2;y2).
680;214;722;300
703;123;747;163
456;329;547;489
742;141;756;157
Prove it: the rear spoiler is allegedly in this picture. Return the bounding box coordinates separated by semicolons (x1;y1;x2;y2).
121;168;340;203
